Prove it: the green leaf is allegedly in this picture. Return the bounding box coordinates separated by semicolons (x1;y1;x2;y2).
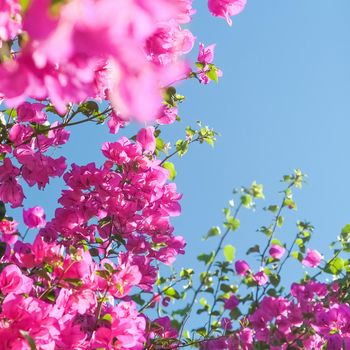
0;242;7;260
89;248;99;257
229;307;241;320
131;294;145;305
241;194;252;208
45;105;60;115
223;245;235;262
102;313;113;323
103;263;115;274
199;297;208;307
246;244;260;255
156;137;165;153
206;66;219;83
277;216;284;228
163;86;177;104
291;251;303;262
163;162;177;181
220;284;235;293
195;327;208;337
20;0;31;13
20;331;37;350
180;268;194;279
224;217;240;231
283;198;297;210
271;238;282;246
250;182;264;199
267;205;279;214
341;224;350;240
95;270;110;279
195;62;205;70
270;274;280;287
267;288;277;297
325;257;344;275
63;278;83;288
203;226;221;240
0;201;5;220
197;252;215;265
185;126;196;138
175;140;189;157
260;226;273;237
164;287;181;299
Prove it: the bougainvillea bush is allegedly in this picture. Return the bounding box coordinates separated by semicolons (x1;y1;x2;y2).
0;1;349;349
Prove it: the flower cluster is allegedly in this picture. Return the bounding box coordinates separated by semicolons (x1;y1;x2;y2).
0;0;249;348
203;280;350;350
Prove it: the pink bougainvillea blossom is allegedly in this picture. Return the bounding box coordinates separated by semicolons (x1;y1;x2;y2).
208;0;247;26
269;244;286;260
302;248;322;268
235;259;250;276
23;206;46;229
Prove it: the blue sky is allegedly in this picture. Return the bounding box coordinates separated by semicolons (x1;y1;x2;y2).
16;0;350;315
171;0;350;271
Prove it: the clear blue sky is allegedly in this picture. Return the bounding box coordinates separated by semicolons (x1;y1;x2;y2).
16;0;350;301
172;0;350;274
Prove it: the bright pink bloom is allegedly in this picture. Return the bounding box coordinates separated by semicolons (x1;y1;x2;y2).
109;263;142;298
150;316;178;340
156;105;178;125
253;271;268;286
0;219;18;244
208;0;247;26
146;21;195;66
93;301;146;349
221;317;232;331
269;244;286;260
0;158;24;208
0;264;33;295
177;0;196;24
23;206;46;228
196;42;222;84
0;0;22;45
302;249;322;268
238;328;254;349
17;102;47;124
107;112;128;134
136;126;156;153
198;43;216;64
235;259;250;276
224;294;239;310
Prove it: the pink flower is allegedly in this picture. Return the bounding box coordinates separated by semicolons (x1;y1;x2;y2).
269;245;286;260
0;158;25;208
0;219;18;244
208;0;247;26
0;0;22;44
109;264;142;298
93;302;146;349
235;259;250;276
23;206;46;229
302;249;322;268
224;294;239;310
17;102;47;124
146;21;195;66
253;271;268;286
136;126;156;153
198;43;216;64
221;317;232;331
151;316;178;339
0;264;33;295
156;105;178;125
177;0;196;24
